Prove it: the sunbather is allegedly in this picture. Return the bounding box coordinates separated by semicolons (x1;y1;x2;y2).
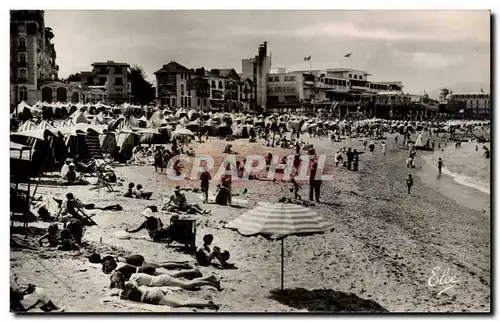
96;253;191;271
10;278;63;312
196;234;232;268
121;282;219;310
135;184;153;200
110;271;221;291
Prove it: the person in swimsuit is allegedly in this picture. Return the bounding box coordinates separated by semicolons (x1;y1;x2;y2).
195;234;232;267
10;278;64;312
437;158;444;174
121;282;219;310
98;254;192;275
111;271;222;291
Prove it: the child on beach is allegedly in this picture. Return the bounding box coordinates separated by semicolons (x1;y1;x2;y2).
381;142;386;155
406;174;413;194
437;158;444;174
290;177;302;200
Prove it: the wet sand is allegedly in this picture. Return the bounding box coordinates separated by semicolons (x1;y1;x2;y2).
10;136;490;312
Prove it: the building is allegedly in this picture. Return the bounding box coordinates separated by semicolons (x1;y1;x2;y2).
241;41;271;111
154;61;195;109
10;10;58;106
155;62;256;112
90;61;130;104
444;91;491;119
39;60;130;105
266;67;408;117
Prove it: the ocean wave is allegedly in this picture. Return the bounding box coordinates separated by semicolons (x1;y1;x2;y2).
420;151;490;195
440;167;490;195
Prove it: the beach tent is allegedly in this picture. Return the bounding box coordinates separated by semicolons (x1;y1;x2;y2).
225;203;333;290
17;120;37;132
71;111;89;124
172;127;195;138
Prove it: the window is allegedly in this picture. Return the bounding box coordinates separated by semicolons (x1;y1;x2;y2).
354;75;358;79
19;86;28;101
114;66;122;74
18;68;27;78
218;81;223;89
116;89;123;97
268;77;273;82
197;98;201;106
359;76;363;80
274;76;279;82
172;97;176;106
19;53;27;63
180;84;185;96
203;98;207;106
188;97;191;107
18;23;25;33
18;37;26;49
290;76;296;81
115;77;123;85
99;77;106;85
320;78;324;83
212;80;216;88
348;74;352;78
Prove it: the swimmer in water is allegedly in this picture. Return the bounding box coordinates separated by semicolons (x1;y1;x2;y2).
437;158;444;174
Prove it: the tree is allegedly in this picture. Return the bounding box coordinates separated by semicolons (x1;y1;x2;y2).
67;73;81;82
128;65;156;106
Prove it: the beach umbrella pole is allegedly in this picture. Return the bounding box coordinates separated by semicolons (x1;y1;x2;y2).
281;237;285;290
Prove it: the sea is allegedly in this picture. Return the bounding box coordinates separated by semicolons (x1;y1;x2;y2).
417;141;491;212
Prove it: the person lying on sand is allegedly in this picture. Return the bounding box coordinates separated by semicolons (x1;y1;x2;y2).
120;282;219;310
92;253;191;271
10;278;64;312
111;271;222;291
135;184;153;200
164;187;210;215
105;263;200;288
196;234;233;268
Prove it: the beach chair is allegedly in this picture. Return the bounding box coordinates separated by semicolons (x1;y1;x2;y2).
94;170;115;192
168;217;196;250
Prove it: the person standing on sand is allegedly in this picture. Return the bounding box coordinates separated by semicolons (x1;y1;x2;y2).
309;158;321;203
437;158;444;174
200;168;211;203
406;174;413;194
381;142;387;155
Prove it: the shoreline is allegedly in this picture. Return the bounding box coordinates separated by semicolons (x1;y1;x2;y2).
10;137;490;312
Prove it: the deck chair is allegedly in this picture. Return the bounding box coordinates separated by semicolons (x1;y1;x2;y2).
94;170;115;192
168;217;196;250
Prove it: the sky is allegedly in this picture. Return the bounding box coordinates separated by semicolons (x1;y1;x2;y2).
44;10;490;98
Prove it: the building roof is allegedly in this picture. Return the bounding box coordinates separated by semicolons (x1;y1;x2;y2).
92;61;129;67
327;68;371;75
154;61;191;75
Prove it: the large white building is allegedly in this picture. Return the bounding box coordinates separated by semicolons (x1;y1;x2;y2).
444;91;491;119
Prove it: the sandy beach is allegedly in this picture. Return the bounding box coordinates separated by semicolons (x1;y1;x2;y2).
10;136;490;312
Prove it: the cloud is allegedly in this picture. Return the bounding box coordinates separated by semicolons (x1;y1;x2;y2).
393;51;464;70
231;19;489;44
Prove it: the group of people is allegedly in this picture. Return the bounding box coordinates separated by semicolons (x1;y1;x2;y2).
123;182;153;200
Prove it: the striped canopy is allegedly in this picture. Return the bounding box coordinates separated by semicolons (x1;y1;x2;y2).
225;203;332;239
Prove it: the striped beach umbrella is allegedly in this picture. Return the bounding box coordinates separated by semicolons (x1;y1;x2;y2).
225;203;333;290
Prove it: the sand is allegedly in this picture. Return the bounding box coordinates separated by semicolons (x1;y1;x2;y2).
10;135;490;312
